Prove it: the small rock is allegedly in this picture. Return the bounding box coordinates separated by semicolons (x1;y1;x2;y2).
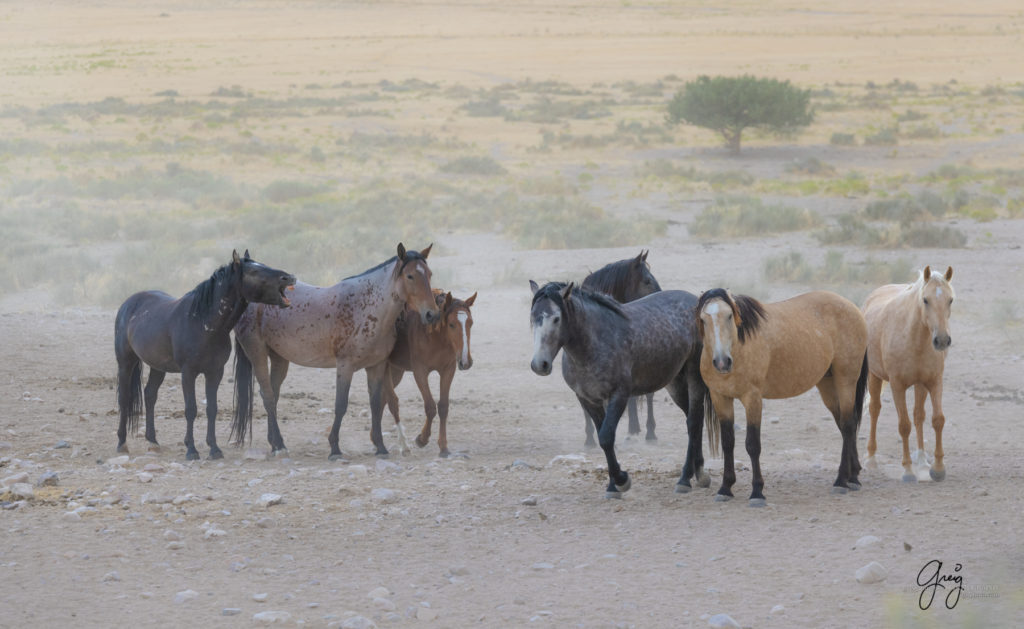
173;589;198;604
54;440;72;449
204;528;227;539
2;472;29;487
531;562;554;571
141;492;173;505
258;493;283;508
10;483;34;500
37;471;59;487
370;488;398;504
707;614;741;628
222;608;242;616
415;607;438;622
244;449;268;461
143;463;164;473
62;511;81;521
770;604;785;615
137;472;154;483
375;459;399;473
511;459;538;470
165;541;185;551
256;517;274;528
340;615;377;629
107;455;130;466
252;610;291;625
102;571;121;583
854;535;881;550
547;454;587;466
449;566;470;576
855;561;887;584
348;464;368;476
253;592;268;602
372;597;396;611
163;529;183;541
172;494;193;505
903;541;913;552
247;478;264;488
367;586;390;599
521;496;538;506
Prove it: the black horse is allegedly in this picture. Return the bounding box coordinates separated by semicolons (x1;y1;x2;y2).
114;250;295;460
529;281;711;498
580;251;662;445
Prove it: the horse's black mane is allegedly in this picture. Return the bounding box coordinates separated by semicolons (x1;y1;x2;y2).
532;281;627;320
188;262;237;319
344;250;427;281
696;288;767;343
583;258;638;302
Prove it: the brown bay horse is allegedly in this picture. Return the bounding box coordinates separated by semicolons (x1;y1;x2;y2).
863;265;954;482
697;289;869;506
114;250;295;460
383;290;477;457
232;244;439;459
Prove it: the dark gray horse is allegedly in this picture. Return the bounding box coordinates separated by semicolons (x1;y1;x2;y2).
580;251;661;445
114;250;295;460
529;281;711;498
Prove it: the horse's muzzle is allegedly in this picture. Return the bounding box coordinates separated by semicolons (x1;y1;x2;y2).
458;357;473;371
421;309;439;325
531;358;551;376
933;334;951;351
712;355;733;374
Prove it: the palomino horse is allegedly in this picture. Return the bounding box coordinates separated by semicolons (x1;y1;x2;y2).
114;250;295;460
580;251;662;445
530;281;711;498
697;289;869;506
383;290;477;457
232;244;439;459
863;266;954;482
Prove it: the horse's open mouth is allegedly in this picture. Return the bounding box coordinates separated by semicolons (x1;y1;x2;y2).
280;284;295;306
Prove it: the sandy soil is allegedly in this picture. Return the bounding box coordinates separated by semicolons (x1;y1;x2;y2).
2;1;1024;628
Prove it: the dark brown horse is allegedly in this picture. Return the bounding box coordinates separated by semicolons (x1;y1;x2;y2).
383;290;477;457
232;244;439;459
114;250;295;460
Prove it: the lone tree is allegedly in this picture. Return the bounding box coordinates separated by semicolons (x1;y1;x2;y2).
667;75;814;155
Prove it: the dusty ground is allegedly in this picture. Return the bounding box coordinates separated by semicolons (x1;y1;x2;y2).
3;1;1024;628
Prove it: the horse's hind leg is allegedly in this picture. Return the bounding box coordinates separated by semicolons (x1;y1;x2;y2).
645;392;657;442
143;369;165;450
818;374;861;492
583;408;597;448
180;370;201;461
710;391;737;503
911;384;929;469
204;367;225;460
865;373;883;468
266;352;290;455
891;382;916;482
115;355;142;453
626;397;641;438
669;370;707;493
739;394;767;507
926;379;946;481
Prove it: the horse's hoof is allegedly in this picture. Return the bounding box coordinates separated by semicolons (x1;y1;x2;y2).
865;456;878;470
208;449;224;461
271;448;289;459
146;442;161;453
438;449;450;459
714;493;733;503
116;444;129;454
185;451;200;461
749;498;767;508
901;473;918;483
584;440;597;449
831;485;848;495
604;490;623;500
375;451;390;459
414;435;428;448
848;481;862;491
615;475;631;493
328;453;347;462
674;482;691;494
697;470;711;488
400;447;411;456
645;434;657;442
929;468;946;482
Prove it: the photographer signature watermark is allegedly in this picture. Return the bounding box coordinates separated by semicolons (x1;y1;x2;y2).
913;560;999;610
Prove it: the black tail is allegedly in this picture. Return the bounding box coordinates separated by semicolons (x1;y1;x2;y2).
853;352;869;434
231;338;255;445
118;361;143;436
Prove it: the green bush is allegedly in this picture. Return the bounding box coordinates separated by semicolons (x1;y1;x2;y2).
864;127;899;146
439;156;507;176
829;132;856;146
691;196;821;237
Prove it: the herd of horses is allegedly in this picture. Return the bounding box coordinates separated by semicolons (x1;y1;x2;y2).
113;244;954;507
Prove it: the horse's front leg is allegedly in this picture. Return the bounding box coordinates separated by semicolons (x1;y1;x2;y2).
739;394;766;506
712;392;736;502
181;370;200;461
143;369;165;451
412;367;437;450
927;379;946;481
365;362;389;457
204;366;224;460
328;365;354;461
436;365;455;458
598;395;630;499
911;384;929;469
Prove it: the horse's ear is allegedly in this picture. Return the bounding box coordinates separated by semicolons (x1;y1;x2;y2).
945;266;953;282
443;292;453;311
232;249;241;266
561;282;574;301
397;243;407;260
420;243;432;259
243;249;251;261
923;265;931;281
640;250;649;263
463;291;477;307
529;280;540;295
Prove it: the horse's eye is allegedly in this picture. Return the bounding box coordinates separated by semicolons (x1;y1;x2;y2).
406;274;413;280
553;316;560;324
923;298;929;305
449;323;455;328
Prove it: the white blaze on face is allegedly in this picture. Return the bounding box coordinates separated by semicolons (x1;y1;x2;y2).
457;311;469;365
706;301;726;358
532;309;560;364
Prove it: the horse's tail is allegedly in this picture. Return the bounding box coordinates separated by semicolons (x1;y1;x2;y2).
118;361;143;436
704;389;720;458
231;338;255;446
853;352;869;434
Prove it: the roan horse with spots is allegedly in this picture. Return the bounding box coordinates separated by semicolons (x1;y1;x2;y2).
580;251;662;446
697;289;869;506
383;290;477;458
114;250;296;460
530;281;711;498
862;265;954;483
232;244;439;459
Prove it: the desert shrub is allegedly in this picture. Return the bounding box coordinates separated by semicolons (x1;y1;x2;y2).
830;132;856;146
785;156;836;176
638;159;754;189
262;180;332;203
211;85;249;98
905;124;942;139
864;126;899;146
901;224;967;248
460;98;508;117
864;197;928;223
439;156;507;176
816;214;966;248
896;109;927;122
764;250;913;287
690;196;821;237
